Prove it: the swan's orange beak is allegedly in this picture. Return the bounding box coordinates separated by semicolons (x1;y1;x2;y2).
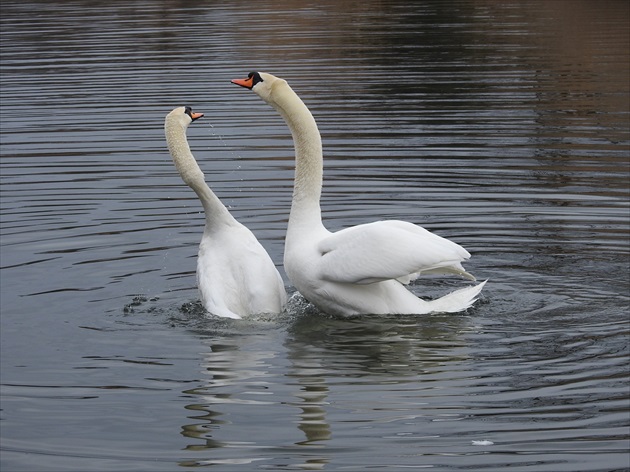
191;112;204;121
231;76;254;89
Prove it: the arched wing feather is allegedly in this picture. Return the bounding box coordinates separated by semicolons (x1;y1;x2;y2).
318;220;473;284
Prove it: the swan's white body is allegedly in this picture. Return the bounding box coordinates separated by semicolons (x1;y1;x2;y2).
164;106;287;319
232;73;486;317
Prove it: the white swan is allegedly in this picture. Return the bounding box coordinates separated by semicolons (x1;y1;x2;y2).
164;106;287;319
231;73;486;317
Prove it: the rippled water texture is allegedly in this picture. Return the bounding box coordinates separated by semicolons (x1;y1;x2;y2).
1;1;629;471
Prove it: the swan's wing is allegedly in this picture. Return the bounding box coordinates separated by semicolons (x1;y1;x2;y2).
318;220;474;284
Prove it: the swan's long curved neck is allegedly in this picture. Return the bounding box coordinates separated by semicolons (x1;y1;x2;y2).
165;122;231;226
267;82;324;231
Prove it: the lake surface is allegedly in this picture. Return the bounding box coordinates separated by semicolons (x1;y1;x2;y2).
1;1;629;471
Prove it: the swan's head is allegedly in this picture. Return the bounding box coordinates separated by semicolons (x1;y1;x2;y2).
231;72;287;104
166;106;204;128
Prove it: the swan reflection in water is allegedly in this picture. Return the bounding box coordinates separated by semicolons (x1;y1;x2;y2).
178;314;330;469
177;304;471;468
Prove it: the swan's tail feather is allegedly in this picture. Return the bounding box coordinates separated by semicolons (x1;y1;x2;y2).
427;280;487;313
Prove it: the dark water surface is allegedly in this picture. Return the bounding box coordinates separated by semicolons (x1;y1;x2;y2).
1;1;629;471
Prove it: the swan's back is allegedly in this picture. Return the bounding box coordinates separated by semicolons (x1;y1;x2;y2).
197;221;287;319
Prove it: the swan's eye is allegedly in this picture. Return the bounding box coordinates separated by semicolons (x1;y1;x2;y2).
249;71;263;86
184;106;192;117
